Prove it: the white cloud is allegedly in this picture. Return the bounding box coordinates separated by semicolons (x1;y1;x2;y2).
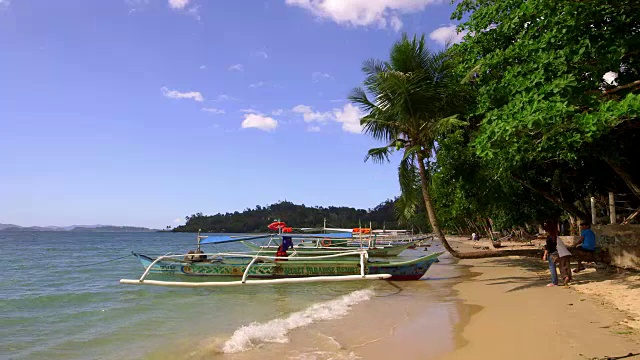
292;104;333;123
429;24;468;46
228;64;244;72
0;0;9;7
173;217;182;224
161;86;204;102
240;108;262;114
334;103;364;134
285;0;436;31
187;5;201;21
168;0;189;10
199;65;206;70
201;107;225;114
271;109;284;116
249;81;267;88
312;71;333;82
241;113;278;132
390;15;402;32
214;94;238;102
254;51;269;59
292;103;363;134
307;125;321;132
126;0;148;13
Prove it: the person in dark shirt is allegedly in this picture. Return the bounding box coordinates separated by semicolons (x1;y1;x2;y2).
542;221;559;286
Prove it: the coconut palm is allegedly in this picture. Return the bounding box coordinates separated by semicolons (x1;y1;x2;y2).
349;34;468;257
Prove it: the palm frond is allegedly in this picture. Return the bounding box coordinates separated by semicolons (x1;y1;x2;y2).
364;146;393;164
423;115;469;137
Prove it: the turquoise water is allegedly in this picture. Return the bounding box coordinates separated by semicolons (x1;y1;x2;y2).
1;231;457;359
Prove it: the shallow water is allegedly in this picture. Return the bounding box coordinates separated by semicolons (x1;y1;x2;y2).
0;231;464;359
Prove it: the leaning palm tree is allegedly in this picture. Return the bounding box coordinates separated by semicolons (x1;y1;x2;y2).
350;34;467;257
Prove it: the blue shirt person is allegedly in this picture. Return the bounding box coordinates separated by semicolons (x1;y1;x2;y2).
580;227;596;251
575;223;597;272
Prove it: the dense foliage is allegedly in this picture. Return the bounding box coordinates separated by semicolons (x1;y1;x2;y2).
173;200;402;233
352;0;640;246
449;0;640;221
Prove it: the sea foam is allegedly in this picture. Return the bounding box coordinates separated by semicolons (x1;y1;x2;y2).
221;289;374;353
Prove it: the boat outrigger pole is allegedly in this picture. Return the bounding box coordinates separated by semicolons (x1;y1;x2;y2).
196;229;208;252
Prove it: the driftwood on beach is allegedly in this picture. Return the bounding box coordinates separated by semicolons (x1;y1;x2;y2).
448;245;611;264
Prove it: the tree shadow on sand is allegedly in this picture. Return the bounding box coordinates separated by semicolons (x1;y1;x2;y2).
472;257;640;293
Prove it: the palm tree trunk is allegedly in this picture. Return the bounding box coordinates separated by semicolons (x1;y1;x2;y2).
416;153;460;257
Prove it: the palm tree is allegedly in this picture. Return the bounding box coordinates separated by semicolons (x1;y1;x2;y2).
350;34;468;257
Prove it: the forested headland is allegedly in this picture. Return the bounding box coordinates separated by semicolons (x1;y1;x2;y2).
172;200;420;233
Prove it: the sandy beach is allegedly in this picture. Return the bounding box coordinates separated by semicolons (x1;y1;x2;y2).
208;237;640;360
443;237;639;360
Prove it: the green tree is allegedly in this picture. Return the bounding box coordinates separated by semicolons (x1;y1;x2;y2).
451;0;640;213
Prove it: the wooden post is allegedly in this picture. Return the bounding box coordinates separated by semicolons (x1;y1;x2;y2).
590;197;597;225
609;192;616;224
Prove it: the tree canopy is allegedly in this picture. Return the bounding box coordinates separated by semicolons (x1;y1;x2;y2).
446;0;640;223
173;200;402;233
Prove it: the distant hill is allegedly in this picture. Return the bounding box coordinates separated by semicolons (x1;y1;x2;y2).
173;200;410;233
0;224;158;232
0;223;19;230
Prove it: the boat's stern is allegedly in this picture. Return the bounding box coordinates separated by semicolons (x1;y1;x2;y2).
368;252;442;280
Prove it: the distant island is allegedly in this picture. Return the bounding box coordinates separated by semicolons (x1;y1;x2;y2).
0;224;158;232
173;200;415;233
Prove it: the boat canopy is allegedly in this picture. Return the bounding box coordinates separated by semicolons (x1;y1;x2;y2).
199;234;271;245
281;232;352;239
198;232;352;245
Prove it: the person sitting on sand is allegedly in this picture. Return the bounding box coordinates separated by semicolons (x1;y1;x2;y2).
574;222;596;272
542;222;559;287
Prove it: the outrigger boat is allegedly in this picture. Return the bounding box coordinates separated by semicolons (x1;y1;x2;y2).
120;228;441;287
121;251;441;287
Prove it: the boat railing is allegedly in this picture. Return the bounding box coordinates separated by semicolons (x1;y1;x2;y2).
123;249;387;287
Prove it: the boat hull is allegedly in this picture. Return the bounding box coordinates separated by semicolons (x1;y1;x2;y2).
241;241;414;257
133;252;439;281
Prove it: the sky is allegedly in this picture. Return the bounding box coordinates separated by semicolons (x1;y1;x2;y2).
0;0;464;229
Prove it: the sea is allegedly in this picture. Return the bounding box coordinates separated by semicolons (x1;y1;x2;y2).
0;231;470;360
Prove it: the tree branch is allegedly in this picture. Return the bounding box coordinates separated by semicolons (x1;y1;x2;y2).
603;79;640;95
511;175;589;221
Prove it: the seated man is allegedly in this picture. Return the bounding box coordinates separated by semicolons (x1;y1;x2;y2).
574;222;596;272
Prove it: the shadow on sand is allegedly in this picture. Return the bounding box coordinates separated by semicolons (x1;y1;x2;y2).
469;256;640;293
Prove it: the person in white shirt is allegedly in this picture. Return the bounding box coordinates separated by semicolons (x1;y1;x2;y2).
556;236;572;285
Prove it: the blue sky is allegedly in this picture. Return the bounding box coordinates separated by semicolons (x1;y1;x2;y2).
0;0;462;228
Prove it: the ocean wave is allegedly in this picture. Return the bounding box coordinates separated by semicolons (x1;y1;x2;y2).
221;289;374;353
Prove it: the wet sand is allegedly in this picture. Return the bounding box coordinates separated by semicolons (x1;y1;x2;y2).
202;247;473;360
